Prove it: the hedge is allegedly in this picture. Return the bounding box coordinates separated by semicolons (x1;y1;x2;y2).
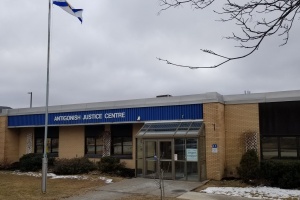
53;157;96;175
260;159;300;189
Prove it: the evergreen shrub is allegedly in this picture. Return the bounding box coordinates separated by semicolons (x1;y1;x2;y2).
53;157;96;175
98;156;125;174
20;153;42;172
237;149;260;182
19;153;55;172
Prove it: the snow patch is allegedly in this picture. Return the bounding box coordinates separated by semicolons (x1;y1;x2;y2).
202;186;300;199
11;171;111;182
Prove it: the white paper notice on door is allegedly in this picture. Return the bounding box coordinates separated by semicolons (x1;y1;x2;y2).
174;154;178;161
186;149;198;161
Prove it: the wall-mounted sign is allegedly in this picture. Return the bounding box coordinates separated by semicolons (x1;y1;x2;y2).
8;104;203;127
186;148;198;161
212;144;218;153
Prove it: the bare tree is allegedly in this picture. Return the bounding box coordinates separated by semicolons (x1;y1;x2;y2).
157;0;300;69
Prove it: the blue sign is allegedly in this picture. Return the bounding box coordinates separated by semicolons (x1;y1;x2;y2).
8;104;203;127
212;144;218;148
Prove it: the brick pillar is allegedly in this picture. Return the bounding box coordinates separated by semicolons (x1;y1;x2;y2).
203;103;225;180
0;116;6;163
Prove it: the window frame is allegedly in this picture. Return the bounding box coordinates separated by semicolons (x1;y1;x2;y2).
111;124;133;159
34;127;59;157
85;125;104;158
261;136;300;160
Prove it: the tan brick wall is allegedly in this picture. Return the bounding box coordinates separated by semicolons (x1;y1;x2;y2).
4;128;20;163
224;104;259;177
0;116;6;163
0;116;20;163
19;128;34;158
204;103;226;180
59;126;85;158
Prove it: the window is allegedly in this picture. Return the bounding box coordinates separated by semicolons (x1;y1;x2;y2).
259;102;300;160
111;124;132;158
34;127;59;156
261;136;300;159
85;125;104;157
261;137;278;159
175;139;185;160
280;137;297;158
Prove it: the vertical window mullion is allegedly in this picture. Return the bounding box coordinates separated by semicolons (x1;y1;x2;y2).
296;137;300;159
278;137;281;158
94;137;97;155
122;137;124;155
50;138;52;153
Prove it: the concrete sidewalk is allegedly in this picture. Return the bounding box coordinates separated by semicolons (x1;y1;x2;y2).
66;178;258;200
178;192;255;200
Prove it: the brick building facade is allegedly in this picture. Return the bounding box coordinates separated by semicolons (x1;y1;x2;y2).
1;90;300;181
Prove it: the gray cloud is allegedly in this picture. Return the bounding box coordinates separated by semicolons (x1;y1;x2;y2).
1;0;299;108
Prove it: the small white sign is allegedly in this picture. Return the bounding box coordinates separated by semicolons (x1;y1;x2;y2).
174;154;178;161
186;149;198;161
212;144;218;153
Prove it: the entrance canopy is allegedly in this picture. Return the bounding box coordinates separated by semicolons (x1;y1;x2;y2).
136;120;204;138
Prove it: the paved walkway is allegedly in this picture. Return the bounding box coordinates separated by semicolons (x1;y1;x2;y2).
66;178;258;200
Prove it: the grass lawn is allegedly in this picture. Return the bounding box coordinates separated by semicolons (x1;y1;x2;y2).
0;171;122;200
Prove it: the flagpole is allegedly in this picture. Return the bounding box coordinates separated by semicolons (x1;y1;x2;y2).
42;0;52;193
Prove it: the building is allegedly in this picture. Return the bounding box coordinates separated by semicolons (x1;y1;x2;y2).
1;90;300;181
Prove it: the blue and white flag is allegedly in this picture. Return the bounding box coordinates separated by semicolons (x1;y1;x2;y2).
53;0;83;23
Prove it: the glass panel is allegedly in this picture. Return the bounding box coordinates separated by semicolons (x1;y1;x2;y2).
96;137;103;145
36;138;44;145
281;149;297;158
145;141;156;158
175;162;185;180
160;141;172;159
145;141;157;178
136;159;143;177
86;138;95;145
160;161;172;179
52;138;59;153
187;122;202;135
186;138;198;161
123;137;132;145
145;130;174;136
138;121;203;137
187;138;197;149
137;139;143;159
36;145;43;153
175;122;191;135
145;160;157;178
175;139;185;160
187;162;198;181
123;146;132;155
46;138;51;153
280;137;297;148
87;146;95;154
280;137;297;158
113;137;122;146
96;145;103;154
261;137;278;159
113;146;122;155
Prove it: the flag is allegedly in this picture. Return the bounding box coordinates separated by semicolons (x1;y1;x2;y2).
53;0;83;23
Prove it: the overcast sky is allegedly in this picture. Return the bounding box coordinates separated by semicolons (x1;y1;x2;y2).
1;0;300;109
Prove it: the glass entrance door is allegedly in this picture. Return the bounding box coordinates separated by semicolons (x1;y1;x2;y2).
159;141;173;179
144;140;157;178
143;139;174;179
